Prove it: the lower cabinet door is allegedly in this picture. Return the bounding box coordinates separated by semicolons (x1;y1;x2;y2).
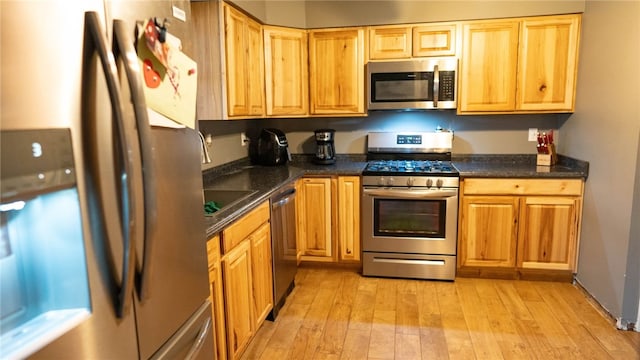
459;196;519;268
250;222;274;329
221;240;254;360
517;196;580;271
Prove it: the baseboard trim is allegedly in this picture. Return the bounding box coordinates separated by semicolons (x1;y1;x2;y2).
573;278;639;332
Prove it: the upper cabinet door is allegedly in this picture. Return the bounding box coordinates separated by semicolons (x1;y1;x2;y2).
223;4;265;118
246;18;265;116
412;24;457;57
369;25;412;59
459;20;520;113
517;14;581;112
309;28;366;115
224;5;249;117
263;26;309;116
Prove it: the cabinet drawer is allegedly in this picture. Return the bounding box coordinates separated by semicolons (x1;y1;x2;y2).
222;201;270;253
462;178;583;196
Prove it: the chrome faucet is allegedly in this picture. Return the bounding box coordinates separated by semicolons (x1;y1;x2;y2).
198;131;212;164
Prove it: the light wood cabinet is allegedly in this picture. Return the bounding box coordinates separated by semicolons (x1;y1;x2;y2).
412;24;457;57
458;178;583;280
459;20;520;113
263;26;309;116
459;14;581;114
249;222;273;329
517;196;580;270
369;25;412;59
369;23;458;59
296;176;361;263
297;177;335;261
308;27;366;115
223;4;265;118
459;196;519;268
221;239;253;359
206;234;227;360
517;15;581;111
338;176;361;261
218;201;272;359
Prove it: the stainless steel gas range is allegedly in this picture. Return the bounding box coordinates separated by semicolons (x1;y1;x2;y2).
361;131;459;281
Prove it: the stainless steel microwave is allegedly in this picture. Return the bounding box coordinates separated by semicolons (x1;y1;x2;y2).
367;58;458;110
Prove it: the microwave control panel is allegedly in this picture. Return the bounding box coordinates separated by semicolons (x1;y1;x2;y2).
439;71;455;101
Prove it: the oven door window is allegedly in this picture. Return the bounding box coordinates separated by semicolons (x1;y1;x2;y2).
373;198;446;238
371;72;434;102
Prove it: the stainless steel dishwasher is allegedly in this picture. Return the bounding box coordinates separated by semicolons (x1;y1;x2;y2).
268;183;297;320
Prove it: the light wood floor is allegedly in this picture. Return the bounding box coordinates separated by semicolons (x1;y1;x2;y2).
241;266;640;360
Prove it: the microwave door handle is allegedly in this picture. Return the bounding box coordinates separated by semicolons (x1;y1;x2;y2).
82;11;135;318
433;64;439;108
112;19;157;302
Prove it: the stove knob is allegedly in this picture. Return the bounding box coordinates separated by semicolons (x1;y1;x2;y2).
426;178;433;188
387;177;395;186
378;177;385;186
436;179;444;188
407;177;414;187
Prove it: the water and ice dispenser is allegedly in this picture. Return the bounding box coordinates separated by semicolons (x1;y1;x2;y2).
0;129;91;359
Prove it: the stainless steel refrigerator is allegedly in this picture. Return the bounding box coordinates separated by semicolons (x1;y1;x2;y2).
1;1;213;358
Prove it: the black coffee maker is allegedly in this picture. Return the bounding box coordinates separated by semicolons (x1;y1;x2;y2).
313;129;336;165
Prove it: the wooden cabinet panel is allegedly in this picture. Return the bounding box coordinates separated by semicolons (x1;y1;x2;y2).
297;177;334;260
412;24;457;57
246;18;265;116
459;14;581;114
462;178;583;196
296;176;361;263
264;26;309;116
250;222;273;328
369;26;412;59
517;197;580;270
221;239;254;359
459;20;519;112
223;4;265;118
458;178;584;279
338;176;360;261
459;196;519;268
191;1;225;120
224;5;249;117
206;235;226;360
517;15;580;111
222;201;270;253
309;28;366;115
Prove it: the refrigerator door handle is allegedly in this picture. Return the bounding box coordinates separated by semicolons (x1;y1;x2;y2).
112;19;158;301
184;317;212;360
82;11;136;318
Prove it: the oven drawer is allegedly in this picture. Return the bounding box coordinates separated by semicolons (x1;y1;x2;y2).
362;252;456;280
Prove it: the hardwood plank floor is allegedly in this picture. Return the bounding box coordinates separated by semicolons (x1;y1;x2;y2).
241;266;640;360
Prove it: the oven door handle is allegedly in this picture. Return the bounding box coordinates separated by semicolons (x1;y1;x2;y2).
373;257;446;266
363;188;458;199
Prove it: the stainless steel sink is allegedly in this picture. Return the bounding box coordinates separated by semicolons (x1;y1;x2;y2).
203;189;256;214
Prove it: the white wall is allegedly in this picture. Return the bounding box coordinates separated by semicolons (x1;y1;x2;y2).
560;1;640;323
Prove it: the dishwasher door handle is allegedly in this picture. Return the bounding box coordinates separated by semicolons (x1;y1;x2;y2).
272;188;296;208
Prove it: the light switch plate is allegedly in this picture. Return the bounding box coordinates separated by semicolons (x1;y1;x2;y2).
528;128;538;142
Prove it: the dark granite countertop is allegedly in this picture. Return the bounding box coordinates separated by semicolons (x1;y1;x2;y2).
201;153;587;238
201;155;367;237
452;154;589;179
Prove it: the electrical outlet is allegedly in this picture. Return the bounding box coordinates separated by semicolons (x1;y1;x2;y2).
240;132;248;147
528;128;538;142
